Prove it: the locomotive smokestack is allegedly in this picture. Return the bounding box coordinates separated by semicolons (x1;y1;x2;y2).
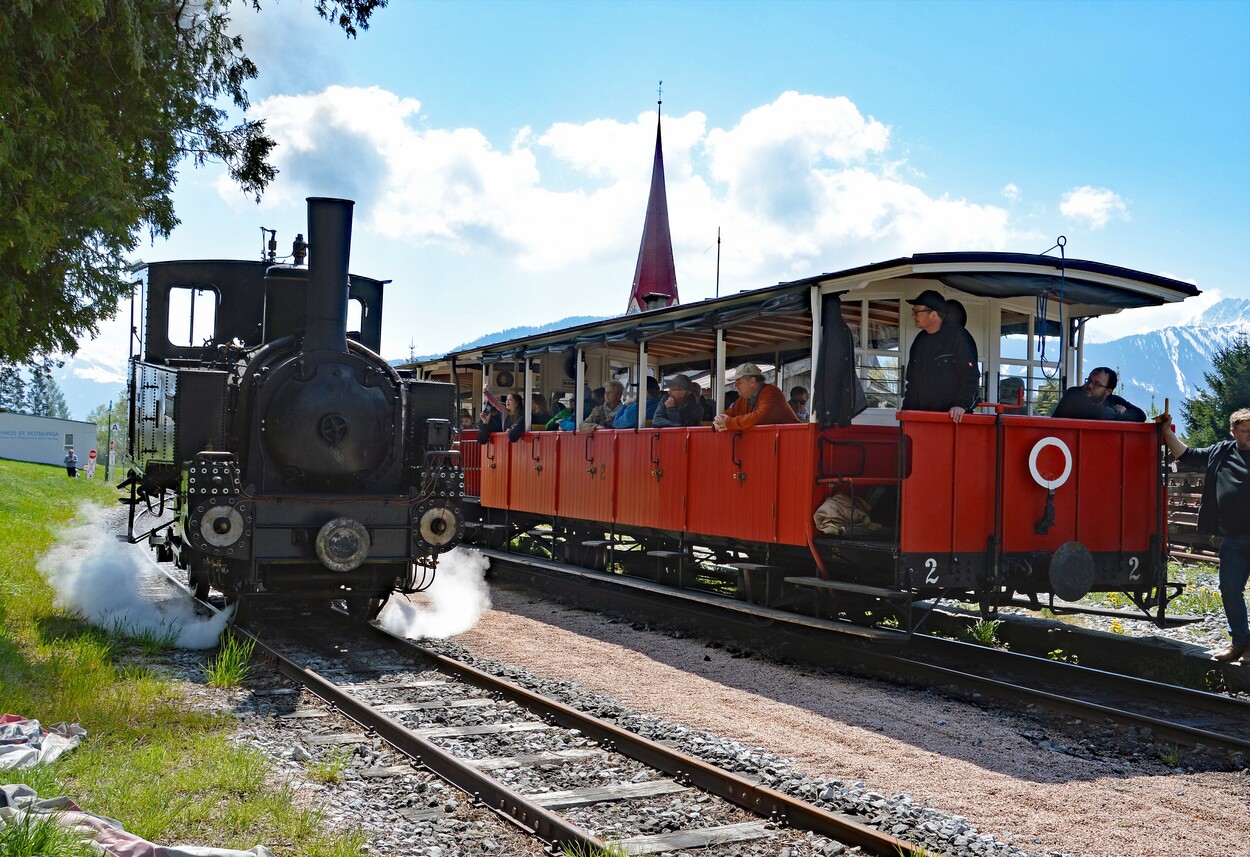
304;197;354;352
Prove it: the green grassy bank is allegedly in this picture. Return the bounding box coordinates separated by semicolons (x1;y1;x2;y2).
0;459;362;855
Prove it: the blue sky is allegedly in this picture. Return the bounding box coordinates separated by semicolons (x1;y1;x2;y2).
73;0;1249;385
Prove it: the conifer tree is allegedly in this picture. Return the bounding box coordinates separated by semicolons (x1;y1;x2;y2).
0;0;384;364
1181;333;1250;446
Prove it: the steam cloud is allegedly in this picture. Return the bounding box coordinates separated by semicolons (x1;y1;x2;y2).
376;547;491;639
37;504;232;649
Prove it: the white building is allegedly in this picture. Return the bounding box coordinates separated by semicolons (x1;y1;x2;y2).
0;413;99;471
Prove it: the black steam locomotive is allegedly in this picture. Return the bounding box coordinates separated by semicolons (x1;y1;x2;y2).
123;197;463;619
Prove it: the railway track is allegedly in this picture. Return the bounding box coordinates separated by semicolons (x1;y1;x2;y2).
482;548;1250;762
231;609;923;856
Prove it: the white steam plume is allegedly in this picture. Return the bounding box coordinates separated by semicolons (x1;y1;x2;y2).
37;504;232;649
377;547;491;639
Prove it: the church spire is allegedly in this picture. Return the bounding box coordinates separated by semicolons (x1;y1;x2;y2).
625;84;679;314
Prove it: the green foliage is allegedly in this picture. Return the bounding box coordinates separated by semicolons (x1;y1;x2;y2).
959;619;1002;646
0;458;365;854
1047;648;1079;664
306;748;352;784
204;632;255;688
1156;744;1182;767
0;811;98;857
562;841;630;857
0;0;384;364
0;361;69;418
1181;332;1250;446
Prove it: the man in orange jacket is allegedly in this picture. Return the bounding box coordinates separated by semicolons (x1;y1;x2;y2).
713;362;800;431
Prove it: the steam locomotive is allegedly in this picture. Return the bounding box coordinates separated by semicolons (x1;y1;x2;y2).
123;197;463;619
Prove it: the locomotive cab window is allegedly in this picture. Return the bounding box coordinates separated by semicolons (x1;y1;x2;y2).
166;286;217;348
347;296;365;338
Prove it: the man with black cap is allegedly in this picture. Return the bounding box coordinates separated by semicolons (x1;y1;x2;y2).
648;374;700;427
902;289;979;422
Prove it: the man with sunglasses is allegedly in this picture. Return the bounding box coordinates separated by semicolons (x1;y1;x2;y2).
1051;367;1146;422
901;290;979;423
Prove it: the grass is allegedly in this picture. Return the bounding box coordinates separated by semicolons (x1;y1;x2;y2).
1047;648;1079;664
1157;744;1183;767
0;810;99;857
306;748;352;784
204;631;254;688
959;619;1003;646
0;459;364;856
561;840;630;857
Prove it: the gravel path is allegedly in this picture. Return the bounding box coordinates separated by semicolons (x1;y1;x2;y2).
446;584;1250;857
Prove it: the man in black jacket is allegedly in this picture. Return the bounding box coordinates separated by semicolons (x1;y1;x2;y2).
901;290;979;423
652;374;704;427
1051;367;1146;422
1161;407;1250;661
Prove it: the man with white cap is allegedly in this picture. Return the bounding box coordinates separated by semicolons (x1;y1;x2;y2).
713;363;799;431
901;289;979;423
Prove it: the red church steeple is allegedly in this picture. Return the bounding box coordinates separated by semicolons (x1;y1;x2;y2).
626;90;679;315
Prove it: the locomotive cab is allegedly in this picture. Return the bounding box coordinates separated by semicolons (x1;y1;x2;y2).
124;198;464;617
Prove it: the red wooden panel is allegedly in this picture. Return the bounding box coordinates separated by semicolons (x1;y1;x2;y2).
1120;430;1163;553
479;436;510;509
1000;419;1077;552
458;436;482;499
615;430;662;528
999;417;1161;554
775;424;819;546
555;430;616;523
818;423;900;481
899;413;996;554
686;428;779;543
508;433;559;515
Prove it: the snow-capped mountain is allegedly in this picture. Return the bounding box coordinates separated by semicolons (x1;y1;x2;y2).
1084;297;1250;432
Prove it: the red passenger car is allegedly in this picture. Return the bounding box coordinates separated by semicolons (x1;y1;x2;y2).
433;252;1194;633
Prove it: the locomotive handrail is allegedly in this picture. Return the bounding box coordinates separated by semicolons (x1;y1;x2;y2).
584;433;594;462
730;431;742;468
530;436;541;462
649;432;660;466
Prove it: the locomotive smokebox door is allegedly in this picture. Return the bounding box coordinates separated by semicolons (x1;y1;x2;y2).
1049;541;1095;602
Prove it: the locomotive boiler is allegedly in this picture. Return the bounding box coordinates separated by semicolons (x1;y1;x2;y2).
124;197;463;619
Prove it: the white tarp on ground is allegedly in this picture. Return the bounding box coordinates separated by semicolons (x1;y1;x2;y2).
0;715;85;770
0;785;275;857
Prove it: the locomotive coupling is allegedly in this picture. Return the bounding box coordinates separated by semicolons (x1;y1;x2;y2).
315;517;372;572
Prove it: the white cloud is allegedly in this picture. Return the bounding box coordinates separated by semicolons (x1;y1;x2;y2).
1002;183;1021;202
207;88;1029;337
1059;185;1130;229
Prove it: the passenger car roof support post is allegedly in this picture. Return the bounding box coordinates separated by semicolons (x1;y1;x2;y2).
714;329;726;413
808;286;822;423
636;340;648;429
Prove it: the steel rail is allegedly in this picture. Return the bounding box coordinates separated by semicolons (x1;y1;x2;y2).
366;624;924;857
231;624;608;854
487;550;1250;758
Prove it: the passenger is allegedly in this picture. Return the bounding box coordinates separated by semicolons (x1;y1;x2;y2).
63;448;78;478
578;380;625;433
1050;367;1146;422
713;362;799;432
696;383;715;421
789;386;810;421
944;299;982;409
612;376;662;429
477;393;527;443
529;393;551;429
900;290;979;423
1160;407;1250;661
545;394;576;430
652;374;703;428
458;410;474;431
